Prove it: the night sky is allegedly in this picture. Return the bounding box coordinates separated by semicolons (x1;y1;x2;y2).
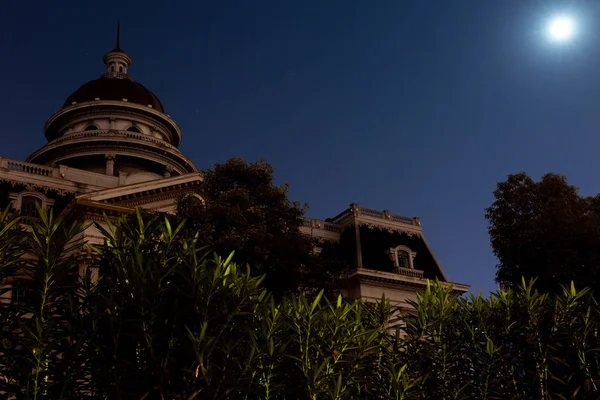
2;0;600;296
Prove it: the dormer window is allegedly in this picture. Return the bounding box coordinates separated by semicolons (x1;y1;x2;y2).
388;245;417;272
86;125;98;131
397;250;410;269
127;126;141;133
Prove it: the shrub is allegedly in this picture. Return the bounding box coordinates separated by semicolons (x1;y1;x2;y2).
0;210;599;399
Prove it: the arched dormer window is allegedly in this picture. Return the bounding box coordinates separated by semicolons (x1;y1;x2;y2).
397;249;410;269
85;125;98;131
388;245;417;272
127;126;141;133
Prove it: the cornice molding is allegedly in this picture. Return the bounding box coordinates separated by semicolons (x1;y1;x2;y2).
116;187;194;207
106;181;201;205
29;143;195;174
0;177;78;196
345;268;469;293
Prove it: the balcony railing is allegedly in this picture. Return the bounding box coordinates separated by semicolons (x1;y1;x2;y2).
0;158;59;178
326;204;420;226
49;129;178;150
301;218;341;232
395;267;424;278
1;157;121;189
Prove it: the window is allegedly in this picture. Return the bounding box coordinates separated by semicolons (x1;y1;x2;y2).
12;286;33;306
119;66;123;73
85;125;98;131
21;196;41;218
389;245;416;271
397;250;410;269
111;66;114;72
127;126;141;133
9;192;53;220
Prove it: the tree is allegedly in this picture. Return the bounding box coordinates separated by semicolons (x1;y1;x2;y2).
176;158;315;298
485;172;600;293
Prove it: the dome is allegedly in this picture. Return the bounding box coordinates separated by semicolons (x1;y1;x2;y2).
63;77;165;113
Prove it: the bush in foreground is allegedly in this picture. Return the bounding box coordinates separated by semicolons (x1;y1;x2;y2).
0;209;599;399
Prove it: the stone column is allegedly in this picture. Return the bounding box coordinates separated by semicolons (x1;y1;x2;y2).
109;117;116;130
105;154;116;176
118;171;128;185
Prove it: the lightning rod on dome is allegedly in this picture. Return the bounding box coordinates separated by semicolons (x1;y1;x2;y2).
116;20;121;50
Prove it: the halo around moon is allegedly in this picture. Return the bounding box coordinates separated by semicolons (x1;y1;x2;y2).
547;16;575;42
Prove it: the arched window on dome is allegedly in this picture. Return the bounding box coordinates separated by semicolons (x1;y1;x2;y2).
119;66;123;73
85;125;98;131
127;126;141;133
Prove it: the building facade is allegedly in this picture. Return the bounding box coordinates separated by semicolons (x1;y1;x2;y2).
0;37;468;307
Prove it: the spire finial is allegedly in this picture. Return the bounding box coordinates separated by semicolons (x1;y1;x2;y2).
116;20;121;50
103;20;132;77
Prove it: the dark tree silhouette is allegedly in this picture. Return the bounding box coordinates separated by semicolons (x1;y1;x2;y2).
485;172;600;293
177;158;314;298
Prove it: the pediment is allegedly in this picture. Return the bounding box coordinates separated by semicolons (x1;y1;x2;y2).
75;172;203;213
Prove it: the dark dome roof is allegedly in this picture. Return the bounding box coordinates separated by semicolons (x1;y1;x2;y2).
63;77;165;113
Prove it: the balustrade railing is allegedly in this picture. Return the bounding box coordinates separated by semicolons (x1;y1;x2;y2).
329;209;352;224
359;207;384;218
391;215;415;224
396;267;424;278
302;218;342;232
306;205;419;233
48;130;177;151
326;204;419;226
0;158;58;178
323;222;340;232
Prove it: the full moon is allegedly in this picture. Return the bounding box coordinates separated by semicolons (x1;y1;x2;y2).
547;16;575;42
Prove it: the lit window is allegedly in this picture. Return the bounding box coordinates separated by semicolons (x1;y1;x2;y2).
21;196;41;218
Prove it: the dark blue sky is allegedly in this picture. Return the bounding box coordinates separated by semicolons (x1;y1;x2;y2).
2;0;600;295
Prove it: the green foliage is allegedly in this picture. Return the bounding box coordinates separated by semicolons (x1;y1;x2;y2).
2;210;600;398
485;172;600;293
0;204;85;398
